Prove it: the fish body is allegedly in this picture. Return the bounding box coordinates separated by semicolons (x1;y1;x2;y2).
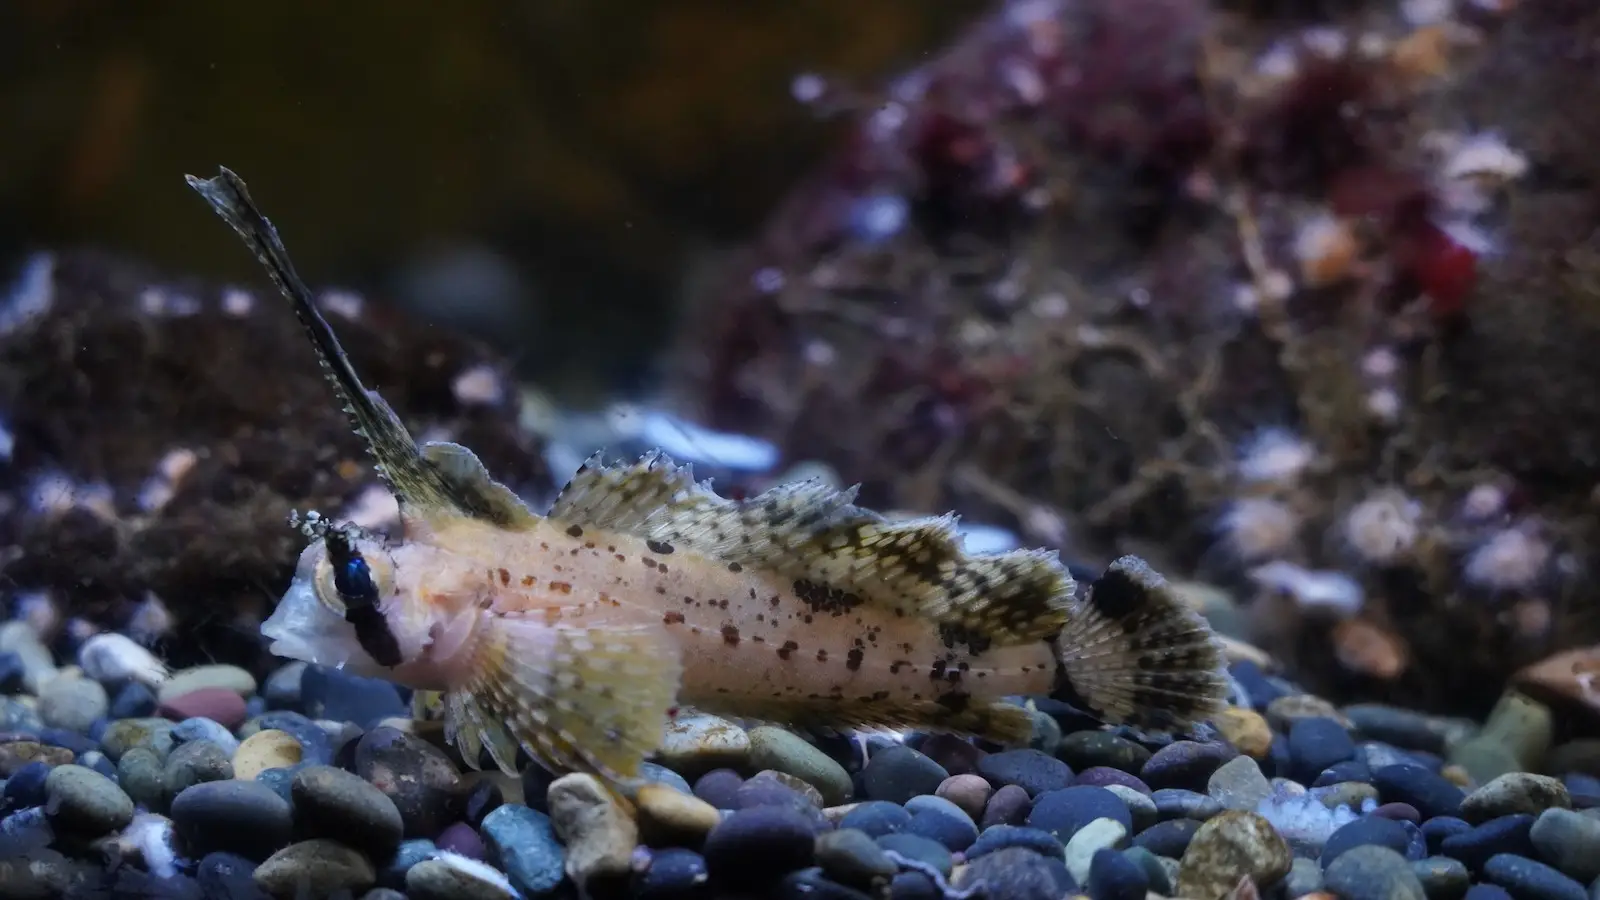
188;167;1231;797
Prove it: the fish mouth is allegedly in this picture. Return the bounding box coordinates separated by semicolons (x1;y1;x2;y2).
260;577;356;669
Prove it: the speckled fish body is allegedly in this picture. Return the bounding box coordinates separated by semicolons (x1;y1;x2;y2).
187;166;1231;798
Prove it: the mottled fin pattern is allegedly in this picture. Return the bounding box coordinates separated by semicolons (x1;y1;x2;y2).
443;614;683;790
186;168;537;530
1050;557;1229;733
548;450;1075;646
718;696;1036;746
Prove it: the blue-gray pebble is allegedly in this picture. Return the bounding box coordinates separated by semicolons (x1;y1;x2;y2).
482;804;566;897
1028;785;1133;843
1481;853;1586;900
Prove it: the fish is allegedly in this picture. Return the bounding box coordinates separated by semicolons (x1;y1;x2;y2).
185;166;1231;798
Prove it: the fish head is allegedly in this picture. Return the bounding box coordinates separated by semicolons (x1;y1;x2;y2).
263;531;413;678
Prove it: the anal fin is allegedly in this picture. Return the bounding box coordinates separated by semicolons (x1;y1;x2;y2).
546;450;1076;646
446;614;683;790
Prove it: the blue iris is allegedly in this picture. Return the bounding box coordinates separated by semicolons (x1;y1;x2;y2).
333;555;378;605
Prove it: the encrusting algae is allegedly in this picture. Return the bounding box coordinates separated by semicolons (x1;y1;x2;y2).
185;166;1231;799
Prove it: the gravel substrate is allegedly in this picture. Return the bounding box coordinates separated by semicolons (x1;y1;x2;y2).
2;620;1598;900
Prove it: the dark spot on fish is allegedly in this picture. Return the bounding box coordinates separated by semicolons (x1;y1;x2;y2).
642;557;658;569
690;626;703;636
728;561;743;573
930;659;947;681
647;539;675;555
846;647;864;671
662;611;685;625
889;660;909;675
802;615;813;625
769;595;781;608
521;575;535;587
722;625;741;646
816;649;828;662
748;588;757;599
752;635;766;643
550;581;572;595
584;541;596;549
498;568;511;586
666;706;680;719
778;640;799;661
793;578;864;616
871;690;890;701
656;585;667;595
939;623;993;656
566;524;584;538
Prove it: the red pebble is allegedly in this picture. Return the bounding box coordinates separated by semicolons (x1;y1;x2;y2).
158;687;248;730
1372;801;1421;823
1410;222;1479;318
436;821;486;860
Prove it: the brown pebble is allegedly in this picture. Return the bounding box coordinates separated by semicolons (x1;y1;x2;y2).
1213;707;1273;760
159;687;248;730
1371;802;1420;822
936;774;993;821
0;740;74;776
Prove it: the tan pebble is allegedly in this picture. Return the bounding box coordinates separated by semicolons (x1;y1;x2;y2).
233;729;303;781
750;769;823;808
636;782;722;845
822;803;860;824
1213;708;1274;760
1333;619;1408;679
1440;764;1473;788
935;774;993;821
1265;695;1352;730
548;773;637;886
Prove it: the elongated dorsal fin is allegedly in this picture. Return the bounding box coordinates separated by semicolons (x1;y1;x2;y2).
185;167;537;530
549;450;1076;646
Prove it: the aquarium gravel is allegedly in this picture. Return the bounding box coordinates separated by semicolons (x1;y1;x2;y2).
0;615;1596;900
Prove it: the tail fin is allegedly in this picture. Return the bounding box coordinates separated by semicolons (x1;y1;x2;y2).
1049;556;1229;733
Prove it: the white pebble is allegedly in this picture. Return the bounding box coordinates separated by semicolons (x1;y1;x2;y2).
1237;428;1316;487
1342;491;1422;564
79;632;169;686
1250;561;1364;616
1464;524;1549;592
1218;497;1301;562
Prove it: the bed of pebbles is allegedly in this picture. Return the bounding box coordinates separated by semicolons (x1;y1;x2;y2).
1;620;1598;900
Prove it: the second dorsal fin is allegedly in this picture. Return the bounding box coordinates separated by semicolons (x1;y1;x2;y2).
548;450;1077;646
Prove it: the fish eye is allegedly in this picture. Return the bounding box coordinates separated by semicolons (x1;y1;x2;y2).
314;529;403;668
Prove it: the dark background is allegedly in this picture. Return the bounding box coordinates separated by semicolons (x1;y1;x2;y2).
0;0;984;399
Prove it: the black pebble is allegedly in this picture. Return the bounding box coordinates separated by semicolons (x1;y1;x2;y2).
1481;853;1587;900
300;665;408;729
703;806;818;889
890;872;939;900
1133;819;1202;858
1087;848;1148;900
876;832;953;877
1322;816;1413;868
1228;660;1290;708
1140;741;1239;792
778;868;874;900
0;652;25;695
839;801;912;838
977;749;1075;797
957;846;1072;900
635;847;710;900
692;768;743;810
1441;815;1536;872
966;824;1064;860
1028;786;1133;843
1424;816;1473;854
1314;760;1375;787
462;778;503;828
108;681;158;719
906;808;977;852
1466;886;1516;900
3;761;50;810
194;852;268;900
1373;764;1466;819
255;711;333;765
861;746;949;805
1289;717;1357;784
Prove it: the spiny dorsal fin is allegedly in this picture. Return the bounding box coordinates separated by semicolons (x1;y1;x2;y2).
420;442;539;530
186;167;536;531
548;450;1076;645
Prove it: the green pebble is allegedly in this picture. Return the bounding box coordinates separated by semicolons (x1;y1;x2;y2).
745;726;853;807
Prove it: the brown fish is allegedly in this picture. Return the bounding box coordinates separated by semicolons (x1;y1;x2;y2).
185;167;1229;796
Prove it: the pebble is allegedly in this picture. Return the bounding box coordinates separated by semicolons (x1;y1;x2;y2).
1135;817;1203;858
194;851;263;899
746;769;824;809
747;726;853;807
1209;755;1273;811
481;804;566;897
1481;853;1587;900
354;726;462;838
1077;766;1152;794
703;805;817;889
1286;856;1324;897
1142;741;1239;792
99;717;175;761
1176;811;1292;900
1214;707;1275;759
1375;764;1467;820
981;783;1033;828
382;840;439;894
815;827;898;888
1413;855;1471;900
36;672;108;733
159;687;248;730
657;712;750;777
1089;846;1149;900
1105;784;1158;832
905;794;978;851
1153;788;1224;821
935;773;992;821
1289;717;1358;783
861;746;948;805
162;737;233;799
300;665;407;728
108;681;158;719
158;664;256;703
171;716;240;756
636;781;722;846
877;832;951;876
1440;814;1535;872
261;661;306;709
407;854;520;900
233;729;304;780
1029;785;1133;842
978;748;1075;797
1057;731;1152;774
635;847;709;898
1065;817;1129;884
967;824;1065;859
3;759;50;808
437;821;485;859
254;838;376;897
169;779;294;861
44;763;133;835
1267;694;1351;730
1324;844;1426;900
1461;774;1571;824
115;746;166;810
0;739;72;776
913;734;983;777
955;846;1069;900
291;763;405;856
548;772;638;886
1344;704;1472;755
1323;815;1415;867
1528;807;1600;882
248;711;332;765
